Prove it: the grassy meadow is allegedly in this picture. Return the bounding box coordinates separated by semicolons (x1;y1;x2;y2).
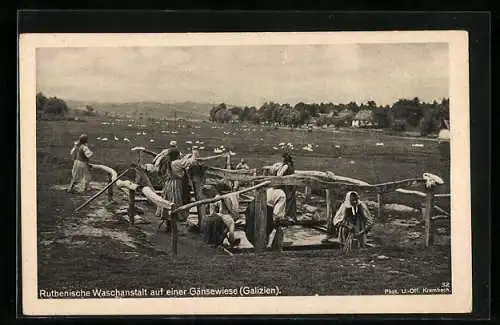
35;115;452;296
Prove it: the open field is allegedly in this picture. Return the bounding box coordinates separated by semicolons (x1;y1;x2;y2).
35;116;451;296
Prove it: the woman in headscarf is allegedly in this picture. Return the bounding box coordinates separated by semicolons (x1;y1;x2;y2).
276;152;297;222
144;148;228;226
324;191;374;248
67;133;93;193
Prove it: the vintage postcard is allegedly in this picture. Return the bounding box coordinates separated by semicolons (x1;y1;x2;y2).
20;31;471;316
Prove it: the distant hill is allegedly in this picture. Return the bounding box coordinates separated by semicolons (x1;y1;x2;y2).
65;100;215;120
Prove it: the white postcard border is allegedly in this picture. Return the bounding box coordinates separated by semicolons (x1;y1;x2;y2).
20;31;471;315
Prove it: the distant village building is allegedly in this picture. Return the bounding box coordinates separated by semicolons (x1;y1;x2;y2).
329;109;356;127
438;119;450;141
231;115;240;124
351;110;376;128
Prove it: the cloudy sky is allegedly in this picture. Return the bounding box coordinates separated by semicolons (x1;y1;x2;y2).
36;43;449;106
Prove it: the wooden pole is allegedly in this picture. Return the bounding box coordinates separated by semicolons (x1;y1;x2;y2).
254;187;268;252
377;193;384;221
74;168;130;213
107;174;113;202
171;213;178;256
128;189;136;225
424;186;435;247
226;154;233;190
171;181;270;215
325;188;332;223
271;226;284;252
304;185;311;202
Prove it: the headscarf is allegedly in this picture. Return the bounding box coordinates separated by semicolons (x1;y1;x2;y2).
153;149;169;166
332;191;373;227
167;147;180;160
152;147;180;176
78;133;88;145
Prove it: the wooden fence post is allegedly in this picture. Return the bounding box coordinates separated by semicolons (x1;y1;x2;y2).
171;213;178;256
377;193;384;221
254;187;268;252
137;150;143;165
191;179;206;232
128;189;136;225
304;185;311;202
107;174;114;202
325;188;332;222
271;226;284;251
423;186;435;247
226;154;233;190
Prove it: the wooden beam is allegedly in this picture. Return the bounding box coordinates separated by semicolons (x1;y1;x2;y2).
396;188;426;197
74;167;130;212
432;215;449;221
206;168;430;194
254;187;268;252
258;168;370;185
171;181;271;214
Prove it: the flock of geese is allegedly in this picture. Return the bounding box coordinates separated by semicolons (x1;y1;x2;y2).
95;120;427;151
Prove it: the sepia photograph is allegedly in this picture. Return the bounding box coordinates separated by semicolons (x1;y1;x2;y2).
20;31;471;315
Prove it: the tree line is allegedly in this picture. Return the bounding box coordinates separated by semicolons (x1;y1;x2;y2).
208;97;450;136
36;92;96;119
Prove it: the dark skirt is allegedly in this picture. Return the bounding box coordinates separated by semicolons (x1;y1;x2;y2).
163;176;191;221
283;186;297;220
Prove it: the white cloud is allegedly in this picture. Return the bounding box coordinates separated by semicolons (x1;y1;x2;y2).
36;43;448;106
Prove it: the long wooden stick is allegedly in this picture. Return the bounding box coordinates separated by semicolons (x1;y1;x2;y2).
171;181;271;214
74;168;130;212
142;149;158;157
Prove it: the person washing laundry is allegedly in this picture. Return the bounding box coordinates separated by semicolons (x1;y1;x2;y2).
323;191;374;250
